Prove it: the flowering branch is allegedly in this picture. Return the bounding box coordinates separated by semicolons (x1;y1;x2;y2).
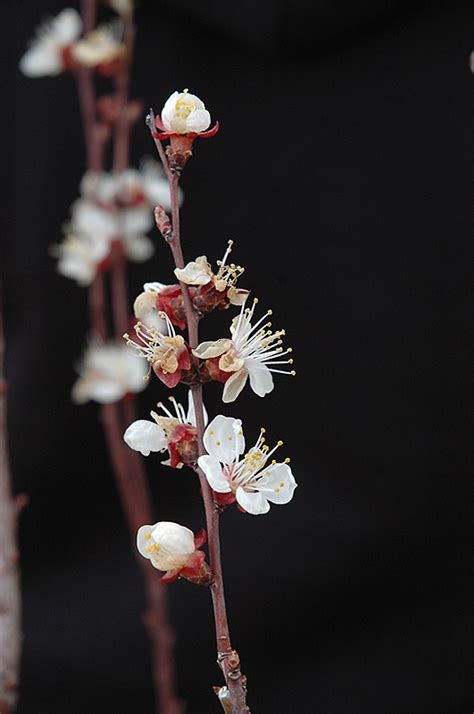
147;108;250;712
0;291;21;714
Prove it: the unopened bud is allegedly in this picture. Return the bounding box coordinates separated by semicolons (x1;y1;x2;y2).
154;205;173;242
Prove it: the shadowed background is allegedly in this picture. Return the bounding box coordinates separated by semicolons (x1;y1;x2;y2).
2;0;473;712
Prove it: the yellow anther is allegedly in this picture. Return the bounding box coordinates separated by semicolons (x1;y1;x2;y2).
280;482;285;487
216;441;221;446
145;533;152;540
291;370;296;376
123;333;129;339
288;359;294;365
275;488;281;493
271;459;277;465
143;375;149;381
277;440;283;446
288;347;293;353
260;427;266;433
253;298;259;304
227;436;233;441
284;458;291;464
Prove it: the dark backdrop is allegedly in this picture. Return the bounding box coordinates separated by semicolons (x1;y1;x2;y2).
3;1;473;712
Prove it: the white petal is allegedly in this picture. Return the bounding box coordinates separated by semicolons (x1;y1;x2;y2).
20;44;63;77
174;258;212;286
198;455;231;493
203;415;245;464
143;281;167;294
222;368;248;403
236;487;270;515
186;109;211;133
186;390;208;427
255;463;297;505
121;207;153;237
161;91;180;130
124;420;167;456
123;234;154;262
246;361;274;397
136;524;154;559
192;338;231;359
71;200;117;240
51;8;83;43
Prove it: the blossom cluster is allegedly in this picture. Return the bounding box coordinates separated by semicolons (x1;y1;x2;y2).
19;7;131;78
53;161;174;286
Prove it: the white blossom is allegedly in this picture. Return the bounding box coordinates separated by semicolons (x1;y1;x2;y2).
161;89;211;134
137;521;196;572
123;391;207;458
71;20;125;68
193;298;295;402
52;232;109;287
20;8;82;77
72;341;147;404
198;416;297;515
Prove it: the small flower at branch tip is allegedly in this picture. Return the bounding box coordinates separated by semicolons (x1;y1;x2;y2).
193;297;295;403
20;8;82;77
124;390;208;468
72;340;148;405
198;416;297;515
149;89;219;173
137;521;211;585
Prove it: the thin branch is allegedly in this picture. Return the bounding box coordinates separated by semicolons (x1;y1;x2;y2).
0;291;21;714
160;161;250;712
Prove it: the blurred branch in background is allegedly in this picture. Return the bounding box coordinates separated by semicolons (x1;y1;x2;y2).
0;290;21;714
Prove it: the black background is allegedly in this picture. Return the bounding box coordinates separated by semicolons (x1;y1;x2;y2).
3;1;473;712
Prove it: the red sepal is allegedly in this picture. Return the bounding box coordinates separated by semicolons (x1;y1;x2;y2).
214;491;237;508
198;121;220;139
178;347;192;372
155;367;181;389
194;529;207;549
160;568;180;583
180;550;206;579
155;114;166;131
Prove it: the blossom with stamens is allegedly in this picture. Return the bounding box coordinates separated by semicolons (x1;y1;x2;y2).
193;298;295;402
149;89;219;173
175;241;248;313
72;340;147;404
20;8;82;77
133;282;190;331
124;312;192;388
124;390;208;468
198;416;297;515
137;522;209;584
71;20;126;75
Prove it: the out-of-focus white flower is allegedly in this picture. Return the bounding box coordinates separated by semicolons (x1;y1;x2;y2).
161;89;211;134
109;0;134;16
193;298;295;403
20;8;82;77
71;20;126;69
137;521;208;583
72;341;147;404
52;232;109;287
198;416;297;515
174;241;247;306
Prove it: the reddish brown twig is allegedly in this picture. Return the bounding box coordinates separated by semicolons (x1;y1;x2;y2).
0;292;21;714
77;3;181;712
151;130;250;711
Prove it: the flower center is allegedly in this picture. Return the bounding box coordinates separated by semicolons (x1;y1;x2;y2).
175;89;196;120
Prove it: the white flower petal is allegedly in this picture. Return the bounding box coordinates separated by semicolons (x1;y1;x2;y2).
198;455;231;493
186;390;208;427
143;281;167;294
124;420;167;456
256;463;297;505
246;361;274;398
192;338;231;360
136;524;154;559
203;415;245;464
51;8;82;43
150;521;195;570
222;368;248;403
123;234;154;262
186;108;211;133
174;257;212;286
20;44;63;77
236;487;270;515
121;206;153;238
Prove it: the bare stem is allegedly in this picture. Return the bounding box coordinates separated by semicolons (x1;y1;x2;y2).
76;3;181;712
158;156;250;712
0;293;21;714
